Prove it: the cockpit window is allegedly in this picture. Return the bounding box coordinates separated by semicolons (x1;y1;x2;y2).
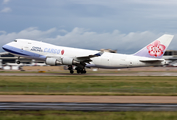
14;40;17;42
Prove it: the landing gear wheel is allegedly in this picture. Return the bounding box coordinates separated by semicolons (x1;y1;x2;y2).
68;65;74;74
70;70;74;74
77;69;80;74
83;70;86;74
75;67;80;74
75;67;87;74
17;61;21;64
81;70;86;74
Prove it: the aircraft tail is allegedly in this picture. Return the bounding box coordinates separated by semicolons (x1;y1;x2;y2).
134;34;174;58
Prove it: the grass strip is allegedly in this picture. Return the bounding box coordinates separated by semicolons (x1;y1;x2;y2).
1;111;177;120
1;76;177;95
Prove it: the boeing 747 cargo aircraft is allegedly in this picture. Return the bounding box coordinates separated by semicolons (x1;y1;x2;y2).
2;34;174;74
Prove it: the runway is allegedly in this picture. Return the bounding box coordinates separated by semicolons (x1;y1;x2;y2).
0;72;177;76
1;102;177;111
1;95;177;111
1;70;177;111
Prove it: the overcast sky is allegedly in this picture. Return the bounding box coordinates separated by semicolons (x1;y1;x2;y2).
0;0;177;53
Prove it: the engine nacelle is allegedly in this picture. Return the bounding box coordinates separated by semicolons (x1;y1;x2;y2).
46;57;79;66
46;58;62;66
62;57;74;65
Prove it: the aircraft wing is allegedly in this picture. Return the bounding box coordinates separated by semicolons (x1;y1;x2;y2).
76;51;103;63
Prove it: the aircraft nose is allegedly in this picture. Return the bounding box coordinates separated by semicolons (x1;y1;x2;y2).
2;44;9;51
2;45;6;50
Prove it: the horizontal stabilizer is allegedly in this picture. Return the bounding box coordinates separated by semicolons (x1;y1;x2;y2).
140;59;164;62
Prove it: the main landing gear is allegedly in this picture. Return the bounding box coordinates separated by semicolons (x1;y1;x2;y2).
75;67;86;74
68;65;74;74
68;65;86;74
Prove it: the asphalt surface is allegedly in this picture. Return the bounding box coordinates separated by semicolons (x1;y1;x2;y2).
1;95;177;111
1;102;177;111
0;72;177;76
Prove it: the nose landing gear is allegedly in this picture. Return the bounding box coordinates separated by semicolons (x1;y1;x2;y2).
17;61;21;64
16;57;21;64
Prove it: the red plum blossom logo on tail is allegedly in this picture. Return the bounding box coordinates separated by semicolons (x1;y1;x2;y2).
147;40;166;57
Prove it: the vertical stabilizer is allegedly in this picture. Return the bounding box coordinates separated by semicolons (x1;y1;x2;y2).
134;34;174;58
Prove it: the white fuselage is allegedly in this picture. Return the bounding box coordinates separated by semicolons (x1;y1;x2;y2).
2;39;164;69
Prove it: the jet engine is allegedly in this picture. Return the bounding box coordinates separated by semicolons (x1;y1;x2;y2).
46;57;79;66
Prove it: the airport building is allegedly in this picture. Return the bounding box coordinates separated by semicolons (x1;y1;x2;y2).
99;49;117;53
162;50;177;66
0;52;45;70
163;50;177;57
